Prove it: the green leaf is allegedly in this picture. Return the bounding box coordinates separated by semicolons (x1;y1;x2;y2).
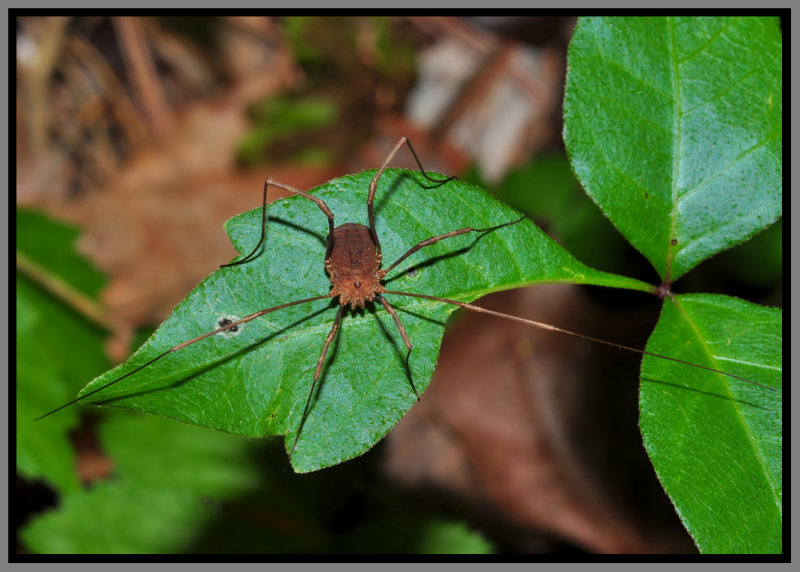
563;17;782;553
16;210;110;494
564;16;782;281
17;208;107;298
76;169;646;473
21;481;216;554
237;95;339;167
24;410;324;554
17;276;81;494
412;520;494;554
99;413;264;500
640;294;781;553
336;517;494;554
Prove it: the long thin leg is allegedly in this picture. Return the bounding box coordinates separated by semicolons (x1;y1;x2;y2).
382;290;778;392
221;179;270;268
375;294;419;401
289;303;345;458
367;137;457;255
222;177;338;268
35;293;334;421
382;217;525;276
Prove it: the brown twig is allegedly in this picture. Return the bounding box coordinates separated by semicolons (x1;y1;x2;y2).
18;17;72;152
113;17;173;137
68;33;151;147
16;250;129;338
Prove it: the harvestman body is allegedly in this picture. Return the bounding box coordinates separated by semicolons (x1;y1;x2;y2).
37;137;775;462
220;136;523;455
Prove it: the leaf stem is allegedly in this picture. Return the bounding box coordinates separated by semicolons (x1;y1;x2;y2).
16;250;125;334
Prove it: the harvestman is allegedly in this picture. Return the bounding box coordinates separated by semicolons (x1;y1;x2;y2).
37;137;776;461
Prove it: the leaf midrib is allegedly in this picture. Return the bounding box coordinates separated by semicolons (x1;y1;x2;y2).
674;297;781;513
666;17;681;283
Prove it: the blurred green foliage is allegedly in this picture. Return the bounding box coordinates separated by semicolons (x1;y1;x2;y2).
17;209;107;299
237;17;419;168
281;16;416;81
236;95;339;167
17;209;110;494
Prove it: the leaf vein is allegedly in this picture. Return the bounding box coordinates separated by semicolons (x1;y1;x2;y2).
672;298;782;510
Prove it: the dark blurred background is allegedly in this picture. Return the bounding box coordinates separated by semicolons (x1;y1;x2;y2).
15;16;781;555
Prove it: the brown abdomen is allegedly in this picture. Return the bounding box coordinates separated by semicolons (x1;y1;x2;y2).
325;223;383;308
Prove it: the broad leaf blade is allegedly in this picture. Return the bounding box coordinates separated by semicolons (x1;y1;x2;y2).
639;294;781;553
564;16;782;281
77;169;645;473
